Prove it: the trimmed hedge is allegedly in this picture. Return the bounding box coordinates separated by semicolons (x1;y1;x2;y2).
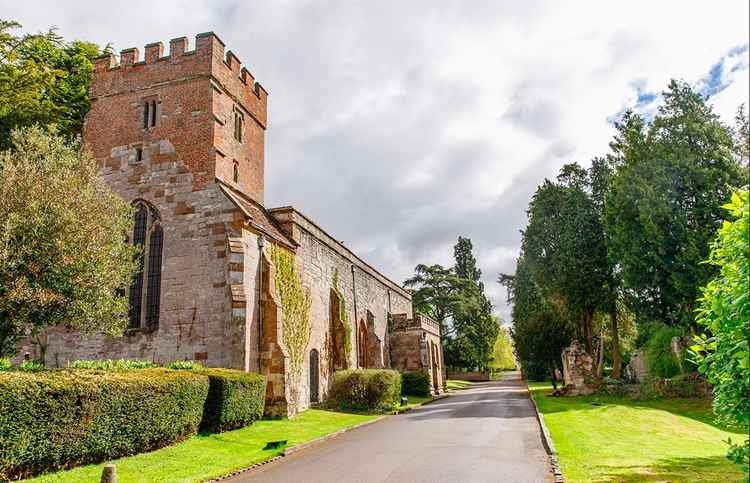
200;369;266;432
0;369;209;480
327;369;402;412
401;371;431;397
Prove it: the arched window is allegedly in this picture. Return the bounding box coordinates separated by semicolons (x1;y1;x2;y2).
128;201;163;330
233;161;239;183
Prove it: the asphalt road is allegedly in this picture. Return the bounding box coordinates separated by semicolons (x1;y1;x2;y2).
234;371;552;483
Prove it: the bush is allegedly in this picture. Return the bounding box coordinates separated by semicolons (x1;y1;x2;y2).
17;360;44;372
327;369;401;412
0;368;209;480
67;359;159;370
0;357;10;371
645;324;684;378
200;369;265;432
167;360;204;371
401;371;431;397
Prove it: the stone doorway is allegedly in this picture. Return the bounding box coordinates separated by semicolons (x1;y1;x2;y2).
357;319;369;368
329;289;347;373
310;348;320;403
431;342;439;393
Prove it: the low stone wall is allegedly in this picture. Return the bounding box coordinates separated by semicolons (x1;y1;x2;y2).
446;371;490;382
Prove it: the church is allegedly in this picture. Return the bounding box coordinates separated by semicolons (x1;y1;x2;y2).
16;32;444;417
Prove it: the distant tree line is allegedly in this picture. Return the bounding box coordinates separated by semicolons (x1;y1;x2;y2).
500;80;748;387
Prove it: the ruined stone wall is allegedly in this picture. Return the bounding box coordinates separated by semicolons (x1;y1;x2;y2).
268;207;412;410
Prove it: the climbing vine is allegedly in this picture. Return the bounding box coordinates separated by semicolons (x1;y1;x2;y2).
269;243;311;404
332;269;353;362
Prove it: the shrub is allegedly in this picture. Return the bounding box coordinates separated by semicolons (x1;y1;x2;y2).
17;360;44;372
401;371;431;397
645;324;684;378
67;359;159;370
200;369;265;432
327;369;401;412
167;360;204;371
0;357;10;371
0;368;209;480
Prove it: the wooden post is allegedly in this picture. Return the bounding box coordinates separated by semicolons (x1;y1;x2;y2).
101;464;117;483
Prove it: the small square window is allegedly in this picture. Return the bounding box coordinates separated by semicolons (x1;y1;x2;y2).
135;147;143;162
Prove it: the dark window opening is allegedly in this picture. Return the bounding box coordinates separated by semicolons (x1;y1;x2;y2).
233;162;239;183
135;147;143;162
233;108;244;142
128;204;148;328
143;102;150;129
150;101;157;127
145;225;163;328
143;100;157;129
127;201;163;331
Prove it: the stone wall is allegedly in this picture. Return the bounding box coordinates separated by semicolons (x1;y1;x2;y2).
268;207;414;410
389;314;444;394
561;339;596;395
32;144;247;369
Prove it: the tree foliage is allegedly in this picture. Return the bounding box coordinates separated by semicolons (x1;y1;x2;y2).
604;81;743;328
491;327;516;371
405;237;498;371
0;20;101;150
691;189;749;468
0;127;136;355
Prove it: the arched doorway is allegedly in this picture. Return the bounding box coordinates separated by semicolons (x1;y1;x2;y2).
431;342;440;394
310;349;320;403
357;319;369;368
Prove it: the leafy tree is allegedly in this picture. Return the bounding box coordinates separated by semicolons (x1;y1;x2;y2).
406;237;498;371
404;263;479;335
0;127;137;357
604;81;743;328
521;163;609;354
0;20;101;150
691;189;749;470
491;327;516;370
500;256;572;388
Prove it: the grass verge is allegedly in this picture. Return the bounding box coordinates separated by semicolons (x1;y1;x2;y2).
26;410;379;483
446;379;474;390
528;382;747;482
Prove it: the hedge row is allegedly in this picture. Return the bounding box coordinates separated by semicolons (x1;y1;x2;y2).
0;369;208;480
201;369;266;432
0;367;266;480
401;371;431;397
327;369;402;412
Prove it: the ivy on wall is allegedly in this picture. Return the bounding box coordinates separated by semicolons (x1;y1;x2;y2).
332;269;352;363
269;243;311;405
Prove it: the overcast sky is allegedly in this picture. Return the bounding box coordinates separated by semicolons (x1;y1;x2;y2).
3;1;748;323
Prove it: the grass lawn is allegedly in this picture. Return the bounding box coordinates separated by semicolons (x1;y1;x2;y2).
528;382;747;482
446;379;474;390
27;410;380;483
401;394;432;410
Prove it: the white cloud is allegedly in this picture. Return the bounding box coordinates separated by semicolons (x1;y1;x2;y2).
2;0;748;322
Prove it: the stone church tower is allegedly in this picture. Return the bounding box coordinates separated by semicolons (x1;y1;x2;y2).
18;33;445;417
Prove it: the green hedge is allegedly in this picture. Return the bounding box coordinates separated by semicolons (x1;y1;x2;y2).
0;369;209;480
327;369;402;412
200;369;266;432
401;371;431;397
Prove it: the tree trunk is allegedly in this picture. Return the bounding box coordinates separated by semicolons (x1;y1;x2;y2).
583;310;594;354
595;328;605;377
610;307;622;379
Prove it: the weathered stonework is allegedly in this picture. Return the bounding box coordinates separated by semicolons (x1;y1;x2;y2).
561;340;596;395
16;32;443;417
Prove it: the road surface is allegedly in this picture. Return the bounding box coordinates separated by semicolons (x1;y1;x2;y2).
233;371;552;483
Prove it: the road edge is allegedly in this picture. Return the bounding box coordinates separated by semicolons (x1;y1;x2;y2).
206;393;452;482
526;382;565;483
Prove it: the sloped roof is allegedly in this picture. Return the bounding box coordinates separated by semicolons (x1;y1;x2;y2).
217;179;297;250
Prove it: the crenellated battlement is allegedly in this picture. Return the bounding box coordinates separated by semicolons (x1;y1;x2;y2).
93;32;268;103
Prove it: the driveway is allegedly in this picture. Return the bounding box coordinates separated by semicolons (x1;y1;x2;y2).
232;371;552;483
